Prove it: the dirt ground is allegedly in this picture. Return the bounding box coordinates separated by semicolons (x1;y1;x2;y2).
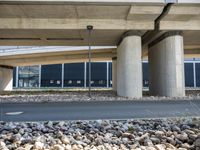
0;89;200;103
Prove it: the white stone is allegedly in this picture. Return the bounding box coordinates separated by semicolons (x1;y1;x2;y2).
34;141;44;149
154;144;166;150
61;136;70;144
52;144;65;150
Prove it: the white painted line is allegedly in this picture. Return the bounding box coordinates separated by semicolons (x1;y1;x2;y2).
5;112;23;115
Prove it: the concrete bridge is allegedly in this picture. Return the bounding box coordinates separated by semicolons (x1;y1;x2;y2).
0;0;200;98
0;46;116;66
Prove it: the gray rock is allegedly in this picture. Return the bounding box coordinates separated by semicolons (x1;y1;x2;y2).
11;133;21;142
175;133;188;142
144;139;154;147
60;136;70;144
121;132;132;138
195;138;200;147
171;125;181;132
150;137;160;144
94;137;103;145
155;131;165;137
0;118;199;150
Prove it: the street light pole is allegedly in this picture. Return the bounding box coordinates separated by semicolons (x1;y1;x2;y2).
87;25;93;98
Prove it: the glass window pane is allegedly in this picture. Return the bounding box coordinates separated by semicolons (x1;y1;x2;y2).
18;66;39;88
41;64;62;87
86;62;107;87
64;63;84;87
184;63;194;87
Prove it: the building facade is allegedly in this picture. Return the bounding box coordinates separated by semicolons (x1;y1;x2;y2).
13;60;200;89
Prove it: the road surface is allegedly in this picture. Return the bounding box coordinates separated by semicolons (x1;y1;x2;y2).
1;100;200;122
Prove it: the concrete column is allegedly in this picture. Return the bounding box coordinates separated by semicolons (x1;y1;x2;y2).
148;31;185;97
117;34;142;98
112;57;117;91
0;66;13;91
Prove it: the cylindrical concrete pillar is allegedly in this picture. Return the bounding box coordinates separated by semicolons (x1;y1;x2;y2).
112;57;117;91
0;66;13;91
117;35;142;98
148;31;185;97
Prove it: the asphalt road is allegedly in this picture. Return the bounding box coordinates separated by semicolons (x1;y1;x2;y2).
1;100;200;122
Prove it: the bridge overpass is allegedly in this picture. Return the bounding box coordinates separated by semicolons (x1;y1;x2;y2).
0;0;200;98
0;46;116;66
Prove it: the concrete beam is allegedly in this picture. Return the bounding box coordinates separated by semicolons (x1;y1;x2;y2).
159;5;200;30
0;18;154;30
0;52;116;66
0;48;116;59
178;0;200;4
127;5;164;21
160;21;200;30
162;5;200;21
0;0;165;5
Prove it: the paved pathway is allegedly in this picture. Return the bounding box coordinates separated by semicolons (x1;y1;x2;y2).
1;100;200;122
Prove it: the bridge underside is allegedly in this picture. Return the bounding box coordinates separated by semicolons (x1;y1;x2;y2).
0;48;116;66
0;1;199;49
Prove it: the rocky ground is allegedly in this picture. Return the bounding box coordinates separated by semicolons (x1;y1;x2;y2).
0;90;200;103
0;118;200;150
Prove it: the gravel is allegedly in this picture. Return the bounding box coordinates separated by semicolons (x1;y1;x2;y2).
0;90;200;103
0;118;200;150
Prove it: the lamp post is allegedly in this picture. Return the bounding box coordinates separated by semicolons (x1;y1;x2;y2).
87;25;93;98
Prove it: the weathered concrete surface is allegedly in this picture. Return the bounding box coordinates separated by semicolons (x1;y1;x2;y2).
160;4;200;30
0;3;164;46
117;35;142;98
0;45;199;67
149;34;185;97
0;67;13;91
0;0;199;53
0;48;116;66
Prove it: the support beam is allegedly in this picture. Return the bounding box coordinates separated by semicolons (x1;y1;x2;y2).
117;34;142;98
112;57;117;91
0;51;115;67
0;66;13;91
148;31;185;97
0;18;154;30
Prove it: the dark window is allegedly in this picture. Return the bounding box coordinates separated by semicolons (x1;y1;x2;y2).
196;63;200;87
13;67;16;87
184;63;194;87
143;62;149;87
109;62;112;87
86;62;107;87
41;64;62;87
64;63;84;87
